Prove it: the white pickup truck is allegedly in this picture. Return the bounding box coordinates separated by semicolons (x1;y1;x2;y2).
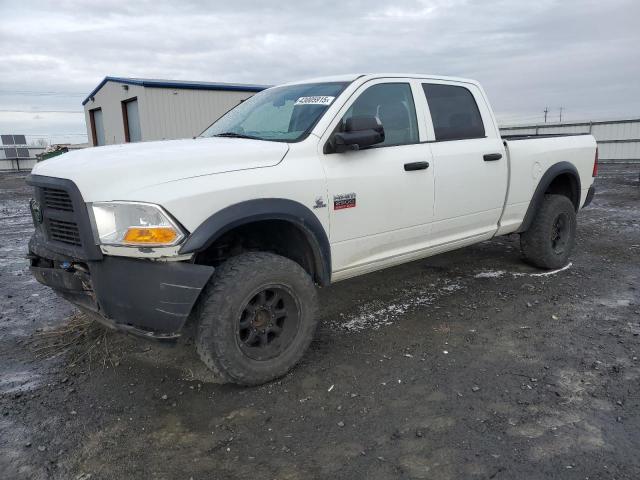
27;74;597;385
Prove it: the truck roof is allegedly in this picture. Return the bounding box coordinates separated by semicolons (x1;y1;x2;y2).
281;73;481;87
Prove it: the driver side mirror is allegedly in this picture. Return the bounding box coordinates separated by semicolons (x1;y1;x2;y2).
333;115;385;153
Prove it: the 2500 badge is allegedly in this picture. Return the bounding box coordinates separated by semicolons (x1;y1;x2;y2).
333;192;356;210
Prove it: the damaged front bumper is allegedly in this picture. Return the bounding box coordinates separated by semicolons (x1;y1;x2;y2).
29;238;214;340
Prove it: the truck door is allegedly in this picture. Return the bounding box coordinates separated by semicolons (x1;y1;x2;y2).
421;82;507;245
319;80;435;279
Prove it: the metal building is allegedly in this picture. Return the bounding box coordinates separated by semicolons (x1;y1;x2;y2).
500;118;640;163
82;77;268;147
0;134;45;171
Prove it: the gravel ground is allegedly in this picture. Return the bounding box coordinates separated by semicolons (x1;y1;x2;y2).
1;165;639;480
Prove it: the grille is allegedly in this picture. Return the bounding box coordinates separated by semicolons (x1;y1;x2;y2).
42;187;73;212
48;219;82;246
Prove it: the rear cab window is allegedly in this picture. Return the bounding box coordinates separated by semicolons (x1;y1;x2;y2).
422;83;485;141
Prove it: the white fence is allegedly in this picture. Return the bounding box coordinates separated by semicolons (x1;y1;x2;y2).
500;118;640;163
2;119;638;171
0;149;43;172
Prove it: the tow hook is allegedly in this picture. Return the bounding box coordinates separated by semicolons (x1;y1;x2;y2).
61;261;75;272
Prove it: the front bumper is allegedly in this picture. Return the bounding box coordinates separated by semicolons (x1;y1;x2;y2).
29;238;214;339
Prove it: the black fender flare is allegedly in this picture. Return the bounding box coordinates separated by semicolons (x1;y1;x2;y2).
516;161;581;233
179;198;331;286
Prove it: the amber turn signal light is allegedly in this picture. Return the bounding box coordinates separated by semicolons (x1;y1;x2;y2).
123;227;178;245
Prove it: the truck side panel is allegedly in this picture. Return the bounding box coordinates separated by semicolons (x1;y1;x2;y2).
496;135;597;236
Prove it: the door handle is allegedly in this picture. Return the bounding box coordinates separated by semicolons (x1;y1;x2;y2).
404;161;430;171
483;153;502;161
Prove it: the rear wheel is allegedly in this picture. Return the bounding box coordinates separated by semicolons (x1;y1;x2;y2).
520;194;577;269
194;252;318;385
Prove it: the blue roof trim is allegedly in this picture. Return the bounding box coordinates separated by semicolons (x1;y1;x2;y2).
82;76;269;105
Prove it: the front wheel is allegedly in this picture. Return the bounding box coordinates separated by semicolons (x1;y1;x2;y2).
520;194;577;269
194;252;318;385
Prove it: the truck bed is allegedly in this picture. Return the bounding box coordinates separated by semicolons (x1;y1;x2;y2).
496;133;597;235
501;133;590;141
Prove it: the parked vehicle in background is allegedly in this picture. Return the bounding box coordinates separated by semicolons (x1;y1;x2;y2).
26;74;597;385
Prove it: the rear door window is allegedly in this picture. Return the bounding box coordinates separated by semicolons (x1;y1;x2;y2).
422;84;485;141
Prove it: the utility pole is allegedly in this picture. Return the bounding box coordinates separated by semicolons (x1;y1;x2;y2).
544;107;548;123
559;107;563;123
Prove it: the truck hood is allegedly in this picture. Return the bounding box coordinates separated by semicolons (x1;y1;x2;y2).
32;137;289;201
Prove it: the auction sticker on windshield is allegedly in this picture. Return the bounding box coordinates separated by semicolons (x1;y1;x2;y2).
294;96;335;106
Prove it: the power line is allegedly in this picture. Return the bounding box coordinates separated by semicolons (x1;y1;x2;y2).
496;113;546;120
0;109;83;114
26;133;88;136
0;90;85;97
496;116;546;124
497;113;545;118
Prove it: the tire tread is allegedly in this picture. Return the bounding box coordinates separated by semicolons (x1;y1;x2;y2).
520;194;577;269
194;252;318;385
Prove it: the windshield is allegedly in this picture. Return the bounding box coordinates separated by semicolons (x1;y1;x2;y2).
200;82;349;142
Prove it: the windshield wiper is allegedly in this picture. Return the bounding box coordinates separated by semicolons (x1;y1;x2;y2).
213;132;261;140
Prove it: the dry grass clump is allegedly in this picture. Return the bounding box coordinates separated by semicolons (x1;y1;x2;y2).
29;313;126;369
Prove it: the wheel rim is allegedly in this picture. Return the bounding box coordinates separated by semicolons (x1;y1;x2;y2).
550;212;570;254
236;285;301;361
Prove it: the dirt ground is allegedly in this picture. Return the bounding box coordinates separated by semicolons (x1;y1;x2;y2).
1;165;639;480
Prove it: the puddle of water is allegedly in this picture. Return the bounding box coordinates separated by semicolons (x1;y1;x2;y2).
599;298;632;308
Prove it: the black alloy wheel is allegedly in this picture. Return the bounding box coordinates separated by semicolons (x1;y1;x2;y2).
237;286;301;361
550;212;570;254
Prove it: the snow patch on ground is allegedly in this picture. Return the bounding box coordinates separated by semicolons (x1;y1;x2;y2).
336;260;575;333
474;270;506;278
528;262;572;277
337;280;463;332
441;281;463;292
0;371;43;395
475;263;572;279
339;301;423;332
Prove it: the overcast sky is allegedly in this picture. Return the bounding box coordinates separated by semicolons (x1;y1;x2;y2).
1;0;639;144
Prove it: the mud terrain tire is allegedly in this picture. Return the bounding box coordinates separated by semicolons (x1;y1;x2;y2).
520;194;577;269
194;252;318;386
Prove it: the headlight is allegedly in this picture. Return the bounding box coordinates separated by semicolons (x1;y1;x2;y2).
89;201;186;247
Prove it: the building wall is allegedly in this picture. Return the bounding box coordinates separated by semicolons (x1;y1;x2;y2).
84;82;146;146
500;119;640;162
141;88;251;141
83;81;255;146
